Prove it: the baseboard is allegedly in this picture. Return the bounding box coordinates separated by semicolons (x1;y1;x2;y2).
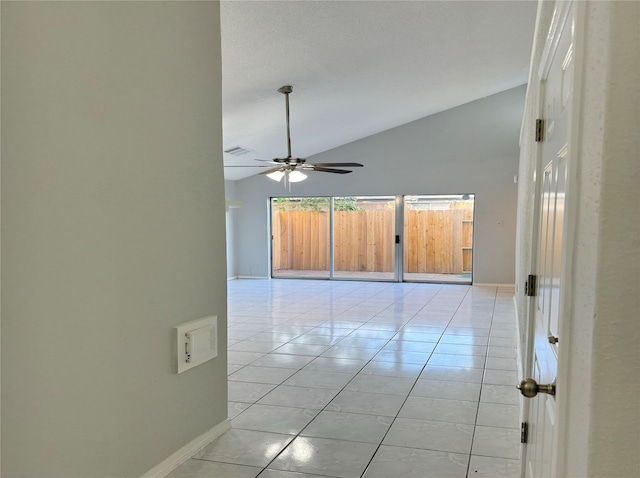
472;282;516;288
139;419;231;478
237;275;270;280
227;276;238;281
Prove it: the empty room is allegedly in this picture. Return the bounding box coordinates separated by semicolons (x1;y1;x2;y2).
1;1;637;478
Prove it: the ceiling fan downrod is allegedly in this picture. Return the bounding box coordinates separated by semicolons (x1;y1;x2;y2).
278;85;294;160
224;84;363;187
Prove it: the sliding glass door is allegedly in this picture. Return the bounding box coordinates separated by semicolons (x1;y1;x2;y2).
271;197;330;279
403;195;474;283
333;196;396;281
271;194;474;284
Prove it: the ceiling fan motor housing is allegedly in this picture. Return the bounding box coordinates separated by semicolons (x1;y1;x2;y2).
273;157;306;165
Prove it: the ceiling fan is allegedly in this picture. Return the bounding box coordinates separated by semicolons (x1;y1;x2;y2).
225;85;363;187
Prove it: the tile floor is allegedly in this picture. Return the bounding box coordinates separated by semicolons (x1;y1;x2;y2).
168;279;522;478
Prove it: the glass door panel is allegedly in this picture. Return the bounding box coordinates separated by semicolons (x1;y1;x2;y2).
271;197;330;279
333;196;396;281
403;195;474;284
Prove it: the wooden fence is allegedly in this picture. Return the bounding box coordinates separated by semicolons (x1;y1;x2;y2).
272;208;473;274
404;209;473;274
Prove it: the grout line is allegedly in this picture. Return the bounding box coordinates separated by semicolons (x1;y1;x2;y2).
224;280;517;478
358;284;470;478
250;281;445;476
465;286;498;478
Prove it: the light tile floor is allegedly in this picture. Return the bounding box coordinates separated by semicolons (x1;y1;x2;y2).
168;279;522;478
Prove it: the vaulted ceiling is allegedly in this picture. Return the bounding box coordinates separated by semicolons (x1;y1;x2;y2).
221;1;538;180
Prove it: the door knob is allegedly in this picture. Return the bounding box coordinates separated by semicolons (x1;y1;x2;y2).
517;378;556;397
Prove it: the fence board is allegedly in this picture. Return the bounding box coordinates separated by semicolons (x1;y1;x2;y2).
319;212;329;270
366;213;375;272
452;209;462;273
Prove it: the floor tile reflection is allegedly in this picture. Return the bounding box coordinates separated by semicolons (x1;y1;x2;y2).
170;279;521;478
269;436;378;478
193;429;293;467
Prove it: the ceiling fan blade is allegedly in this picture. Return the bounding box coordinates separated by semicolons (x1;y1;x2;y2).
309;166;353;174
260;167;285;175
310;162;364;168
224;165;276;168
234;86;362;184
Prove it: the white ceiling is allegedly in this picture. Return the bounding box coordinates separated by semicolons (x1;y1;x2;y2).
221;0;538;180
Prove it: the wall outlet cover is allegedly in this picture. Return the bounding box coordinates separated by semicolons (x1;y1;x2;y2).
175;316;217;374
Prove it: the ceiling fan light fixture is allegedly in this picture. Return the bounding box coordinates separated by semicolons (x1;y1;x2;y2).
266;170;285;181
224;85;362;186
288;170;307;182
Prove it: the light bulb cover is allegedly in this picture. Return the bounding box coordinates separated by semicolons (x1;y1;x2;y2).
266;170;285;181
288;170;307;182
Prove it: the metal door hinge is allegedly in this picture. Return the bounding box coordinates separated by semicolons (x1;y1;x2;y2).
521;422;529;444
525;274;537;297
535;119;545;142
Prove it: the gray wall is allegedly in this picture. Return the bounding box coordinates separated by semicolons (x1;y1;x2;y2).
225;180;238;279
1;2;227;477
233;85;525;284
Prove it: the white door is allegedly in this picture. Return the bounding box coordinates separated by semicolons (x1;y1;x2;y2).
523;3;574;478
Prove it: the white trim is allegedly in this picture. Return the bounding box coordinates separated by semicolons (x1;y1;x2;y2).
520;0;547;147
513;296;525;381
139;420;230;478
514;293;527;473
237;275;270;280
227;276;238;281
556;2;588;476
472;283;515;288
538;0;573;80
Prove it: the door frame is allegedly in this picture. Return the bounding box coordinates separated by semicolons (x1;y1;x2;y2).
521;1;586;476
394;195;404;282
401;194;475;284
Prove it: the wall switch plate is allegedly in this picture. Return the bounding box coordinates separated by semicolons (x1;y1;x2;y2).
175;316;217;374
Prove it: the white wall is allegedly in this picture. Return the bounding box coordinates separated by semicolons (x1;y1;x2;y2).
578;2;639;475
1;2;227;477
233;86;525;284
515;1;640;476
